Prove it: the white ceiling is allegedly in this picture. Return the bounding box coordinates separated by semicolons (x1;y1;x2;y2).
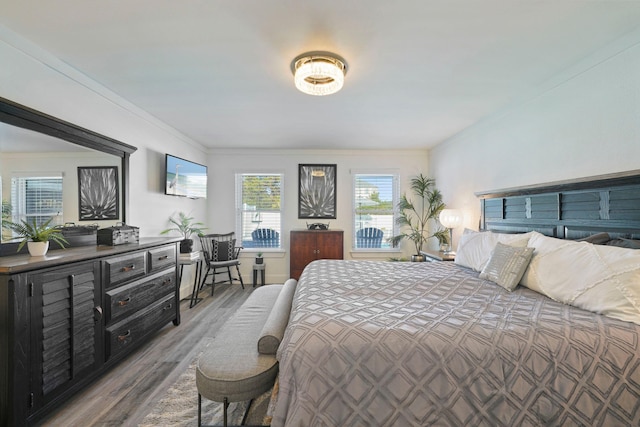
2;1;640;150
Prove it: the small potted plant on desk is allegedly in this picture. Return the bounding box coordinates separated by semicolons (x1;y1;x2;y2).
2;217;68;256
255;252;264;264
160;211;207;253
389;173;448;262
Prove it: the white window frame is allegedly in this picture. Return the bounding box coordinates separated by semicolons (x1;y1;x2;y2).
351;170;400;251
235;172;284;252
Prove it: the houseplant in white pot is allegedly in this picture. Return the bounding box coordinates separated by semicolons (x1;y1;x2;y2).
389;174;448;261
160;211;207;253
2;217;68;256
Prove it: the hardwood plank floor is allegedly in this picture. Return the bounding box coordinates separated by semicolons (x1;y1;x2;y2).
38;283;256;427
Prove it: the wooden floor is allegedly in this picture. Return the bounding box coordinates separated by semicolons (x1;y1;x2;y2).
38;282;256;427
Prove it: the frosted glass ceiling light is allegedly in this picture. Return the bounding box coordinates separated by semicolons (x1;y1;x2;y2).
291;52;348;96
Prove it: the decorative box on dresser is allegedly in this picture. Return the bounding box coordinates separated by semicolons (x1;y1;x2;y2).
290;230;344;280
0;238;180;427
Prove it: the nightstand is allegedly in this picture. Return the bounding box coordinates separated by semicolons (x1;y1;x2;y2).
420;249;455;262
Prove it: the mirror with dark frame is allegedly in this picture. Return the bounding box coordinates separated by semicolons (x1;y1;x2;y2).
0;97;136;256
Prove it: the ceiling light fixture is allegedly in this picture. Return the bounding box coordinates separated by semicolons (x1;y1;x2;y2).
291;51;348;96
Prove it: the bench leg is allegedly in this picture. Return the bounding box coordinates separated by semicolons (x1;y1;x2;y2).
241;398;254;426
198;394;258;427
223;397;229;427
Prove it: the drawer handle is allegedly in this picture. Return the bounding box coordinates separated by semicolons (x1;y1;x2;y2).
118;330;131;342
158;255;169;260
94;306;103;323
118;297;132;307
163;303;173;311
121;265;136;272
162;278;172;286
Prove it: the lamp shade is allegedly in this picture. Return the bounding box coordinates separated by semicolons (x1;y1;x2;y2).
439;209;463;229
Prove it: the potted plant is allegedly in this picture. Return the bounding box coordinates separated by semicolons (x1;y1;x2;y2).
2;217;68;256
389;174;448;261
255;252;264;264
160;211;207;253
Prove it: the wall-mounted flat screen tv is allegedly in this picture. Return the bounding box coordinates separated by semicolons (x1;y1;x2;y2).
165;154;207;199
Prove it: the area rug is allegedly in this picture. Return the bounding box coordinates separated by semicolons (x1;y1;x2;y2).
139;357;273;426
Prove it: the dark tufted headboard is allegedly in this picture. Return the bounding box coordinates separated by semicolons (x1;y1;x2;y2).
476;169;640;241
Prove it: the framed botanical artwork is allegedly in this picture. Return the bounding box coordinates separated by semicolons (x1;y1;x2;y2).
298;164;337;219
78;166;119;220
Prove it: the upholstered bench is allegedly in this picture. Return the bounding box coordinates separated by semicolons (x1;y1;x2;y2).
196;278;297;427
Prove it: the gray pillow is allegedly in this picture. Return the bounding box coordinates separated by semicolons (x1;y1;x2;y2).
479;242;534;291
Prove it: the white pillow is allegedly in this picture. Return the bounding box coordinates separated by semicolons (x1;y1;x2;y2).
454;230;533;272
521;232;640;325
479;242;534;291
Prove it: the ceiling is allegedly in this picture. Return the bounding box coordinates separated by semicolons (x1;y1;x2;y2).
2;1;640;151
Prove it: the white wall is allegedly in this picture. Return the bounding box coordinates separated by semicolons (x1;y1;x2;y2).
429;29;640;248
208;148;429;284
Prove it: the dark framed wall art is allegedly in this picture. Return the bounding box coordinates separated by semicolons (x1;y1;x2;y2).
298;164;337;219
78;166;119;220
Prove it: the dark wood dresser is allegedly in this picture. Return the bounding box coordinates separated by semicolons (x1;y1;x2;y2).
0;238;180;427
290;230;344;280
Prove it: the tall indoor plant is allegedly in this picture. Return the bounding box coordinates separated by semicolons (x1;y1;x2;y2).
2;217;68;256
389;174;448;261
160;211;207;253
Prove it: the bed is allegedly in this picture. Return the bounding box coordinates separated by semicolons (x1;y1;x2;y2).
274;258;640;426
272;171;640;426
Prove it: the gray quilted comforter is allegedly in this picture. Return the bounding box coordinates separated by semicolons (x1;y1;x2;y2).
273;259;640;426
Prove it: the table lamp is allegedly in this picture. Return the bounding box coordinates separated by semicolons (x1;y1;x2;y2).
439;209;463;255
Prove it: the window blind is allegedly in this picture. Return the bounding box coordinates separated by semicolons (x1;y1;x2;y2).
11;174;64;227
353;173;398;249
236;173;283;249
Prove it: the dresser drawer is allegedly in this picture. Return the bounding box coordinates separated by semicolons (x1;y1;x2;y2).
106;294;176;361
105;269;176;324
148;245;176;273
103;251;147;288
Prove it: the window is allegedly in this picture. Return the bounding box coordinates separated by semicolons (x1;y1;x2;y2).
236;173;283;250
353;172;399;249
10;173;64;227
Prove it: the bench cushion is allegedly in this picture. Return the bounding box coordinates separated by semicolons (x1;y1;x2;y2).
196;284;283;402
258;279;297;354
